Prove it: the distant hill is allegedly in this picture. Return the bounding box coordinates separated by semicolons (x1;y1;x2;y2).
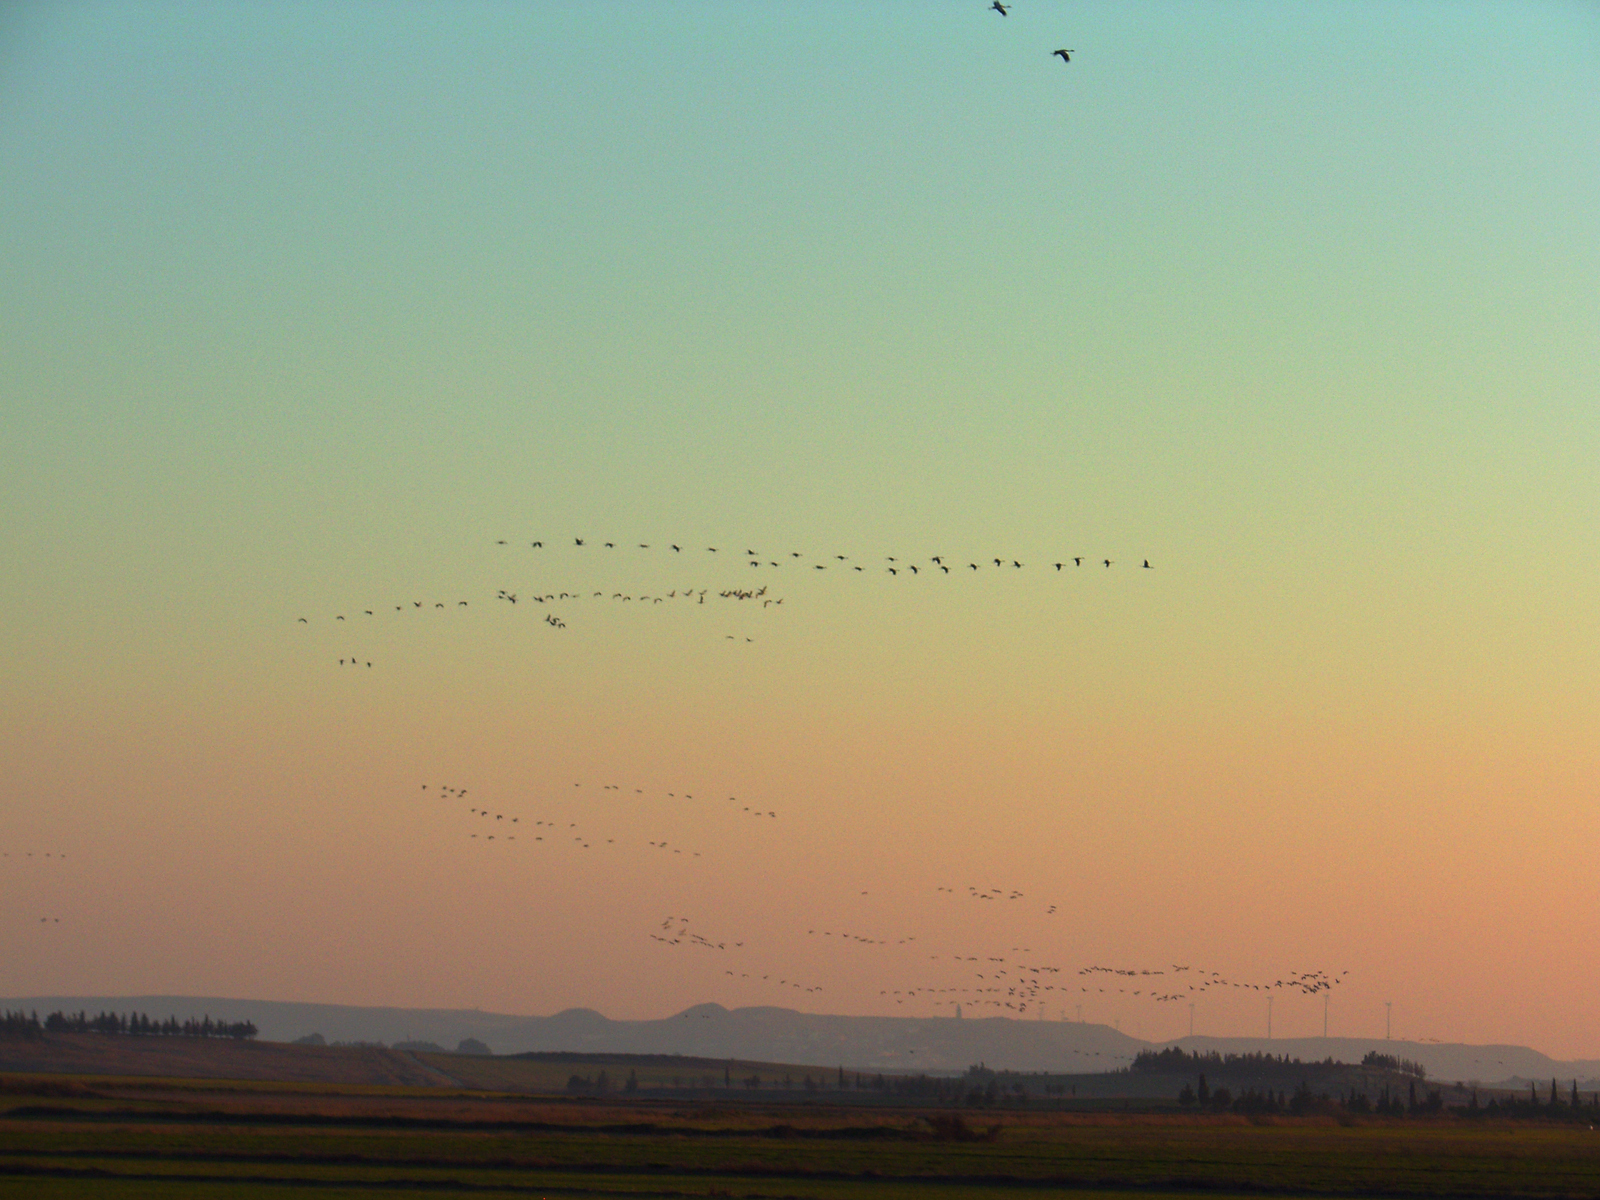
5;995;1596;1086
1168;1035;1600;1090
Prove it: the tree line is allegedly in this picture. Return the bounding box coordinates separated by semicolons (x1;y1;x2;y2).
563;1066;952;1097
1;1008;258;1040
1177;1071;1600;1121
1134;1047;1431;1088
1359;1050;1428;1078
1462;1078;1600;1122
1134;1047;1403;1082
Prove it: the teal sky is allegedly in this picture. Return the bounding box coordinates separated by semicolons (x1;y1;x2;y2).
2;3;1596;1055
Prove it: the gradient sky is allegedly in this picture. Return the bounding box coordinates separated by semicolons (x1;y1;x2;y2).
2;2;1596;1057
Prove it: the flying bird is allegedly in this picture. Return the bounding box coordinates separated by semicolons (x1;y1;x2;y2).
1052;48;1073;63
991;1;1009;13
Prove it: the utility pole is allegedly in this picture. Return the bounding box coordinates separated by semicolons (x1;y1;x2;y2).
1385;1001;1392;1040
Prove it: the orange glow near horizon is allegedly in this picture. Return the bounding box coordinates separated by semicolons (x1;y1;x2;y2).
2;2;1596;1059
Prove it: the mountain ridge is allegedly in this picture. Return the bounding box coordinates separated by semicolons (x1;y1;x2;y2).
5;994;1594;1086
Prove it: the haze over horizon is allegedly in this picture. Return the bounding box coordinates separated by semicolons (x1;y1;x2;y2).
2;4;1595;1058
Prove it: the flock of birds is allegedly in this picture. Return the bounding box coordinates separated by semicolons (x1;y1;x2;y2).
416;765;1352;1026
292;532;1153;663
279;529;1357;1036
482;536;1151;638
12;11;1379;1051
5;851;69;928
492;536;1149;576
652;916;827;996
425;778;779;861
644;898;1350;1021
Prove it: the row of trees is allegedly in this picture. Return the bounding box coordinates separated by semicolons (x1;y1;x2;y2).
1179;1075;1449;1116
1360;1051;1428;1077
1178;1072;1600;1120
1134;1047;1370;1083
566;1068;637;1094
565;1068;955;1097
0;1009;257;1040
1464;1079;1600;1120
1178;1077;1331;1115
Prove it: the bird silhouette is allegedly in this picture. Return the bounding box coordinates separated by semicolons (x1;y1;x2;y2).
991;1;1009;14
1052;48;1073;63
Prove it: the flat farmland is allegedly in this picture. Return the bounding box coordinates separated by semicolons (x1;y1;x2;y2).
418;1049;864;1094
6;1074;1600;1199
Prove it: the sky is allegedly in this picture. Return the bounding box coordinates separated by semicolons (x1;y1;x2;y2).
1;1;1596;1057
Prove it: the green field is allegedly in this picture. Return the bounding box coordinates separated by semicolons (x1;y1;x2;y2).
5;1072;1600;1198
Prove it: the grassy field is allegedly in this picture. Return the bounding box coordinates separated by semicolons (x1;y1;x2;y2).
0;1032;457;1087
5;1071;1600;1199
